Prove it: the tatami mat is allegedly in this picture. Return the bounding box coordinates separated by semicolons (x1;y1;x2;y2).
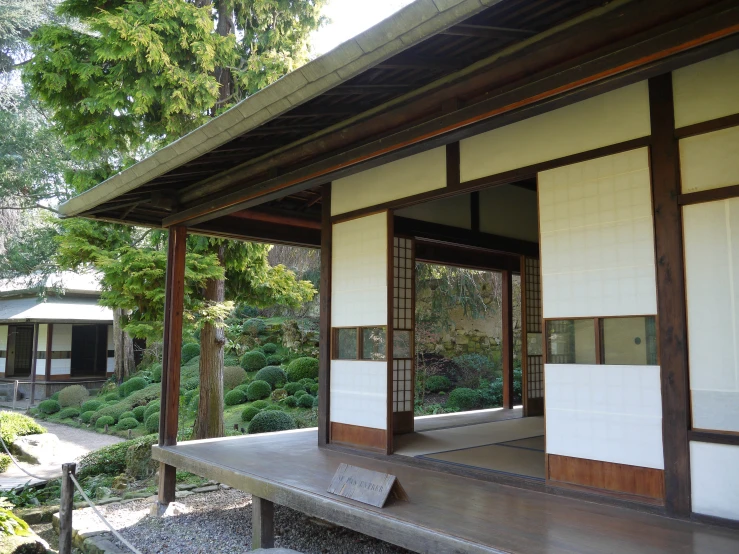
394;416;545;457
499;435;546;451
422;443;546;479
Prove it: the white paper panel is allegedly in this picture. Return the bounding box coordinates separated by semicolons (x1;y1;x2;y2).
0;325;7;350
330;360;387;429
331;212;388;327
683;199;739;432
680;126;739;194
539;148;657;318
673;50;739;128
331;147;446;215
460;82;650;182
0;359;5;374
691;442;739;520
395;194;471;229
35;324;47;376
546;364;664;469
52;324;72;351
50;359;70;375
479;185;538;242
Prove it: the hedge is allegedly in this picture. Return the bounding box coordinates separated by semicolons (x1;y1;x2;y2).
181;342;201;364
144;401;161;421
224;366;247;390
294;390;307;399
240;350;267;372
425;375;452;393
77;434;157;480
298;394;315;408
96;416;115;429
37;399;61;415
58;384;89;407
80;411;95;423
266;354;283;366
261;343;278;354
117;417;140;430
284;382;306;396
0;454;11;473
182;377;200;391
103;393;119;402
0;412;45;446
309;383;319;395
121;377;147;397
241;405;261;422
58;407;81;419
446;388;480;411
286;357;319;382
132;406;147;422
81;400;103;413
251;400;269;410
224;389;247;406
120;411;136;421
242;318;266;337
247;411;296;434
283;396;298;408
254;366;287;389
90;403;128;425
145;413;160;433
149;363;163;383
246;380;271;401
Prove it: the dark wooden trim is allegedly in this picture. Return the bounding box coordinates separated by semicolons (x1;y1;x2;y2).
414;241;520;272
674;111;739;139
548;475;665;508
502;270;514;409
394;217;538;258
44;323;53;382
190;215;321;248
470;191;480;233
158;225;187;506
678;183;739;206
691;511;739;531
318;184;331;447
330;422;387;452
648;74;691;518
331;326;389;361
688;429;739;446
230;208;321;229
547;454;665;503
446;142;460;188
594;318;604;365
386;210;394;455
393;411;414;435
29;323;38;403
519;256;530;416
331;136;650;224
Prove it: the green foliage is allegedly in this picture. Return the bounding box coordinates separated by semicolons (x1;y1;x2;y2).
294;390;307;399
103;393;119;402
246;380;271;401
283;396;298;408
0;505;31;537
132;406;146;422
145;413;160;433
266;354;283;366
117;417;139;431
90;403;127;424
446;388;481;411
50;392;60;401
37;399;60;414
144;401;161;421
426;375;452;393
309;383;319;395
286;357;318;382
80;411;94;423
284;382;306;396
182;377;199;391
0;454;10;473
181;342;200;364
242;318;266;336
0;412;45;446
95;416;115;429
120;411;136;420
247;410;296;434
149;363;163;383
251;400;269;410
451;354;497;388
254;365;286;389
264;404;282;411
240;350;267;372
57;407;80;419
271;388;287;402
121;377;147;397
261;342;278;354
57;384;89;407
224;389;247;406
241;405;260;422
81;400;102;413
224;366;247;390
312;396;319;408
77;434;158;480
297;394;314;409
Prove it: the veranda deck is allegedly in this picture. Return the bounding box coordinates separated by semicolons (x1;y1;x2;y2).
152;429;739;554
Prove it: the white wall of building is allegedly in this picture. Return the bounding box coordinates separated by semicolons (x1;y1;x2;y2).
691;442;739;520
395;194;471;229
0;325;7;374
50;323;72;375
35;324;47;376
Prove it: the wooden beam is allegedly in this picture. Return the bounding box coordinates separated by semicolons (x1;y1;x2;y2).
446;142;460;188
414;241;520;272
441;24;537;39
251;496;275;549
44;323;53;382
674;111;739;138
648;74;691;518
678;183;739;206
229;208;321;229
502;270;514;409
158;226;187;508
321;85;413;95
688;429;739;447
386;210;394;455
470;191;480;232
189;216;321;248
318;184;332;447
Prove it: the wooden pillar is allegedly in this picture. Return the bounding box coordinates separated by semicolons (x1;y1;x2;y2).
648;74;691;518
502;270;514;409
59;462;76;554
318;183;332;446
29;323;39;405
45;323;53;397
252;496;274;550
157;226;187;508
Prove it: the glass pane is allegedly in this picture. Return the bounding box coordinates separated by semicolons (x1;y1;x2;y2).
394;330;412;359
546;319;596;364
362;327;386;360
603;316;657;365
527;333;543;356
335;328;357;359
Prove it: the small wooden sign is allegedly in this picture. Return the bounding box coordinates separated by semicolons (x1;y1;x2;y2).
327;463;409;508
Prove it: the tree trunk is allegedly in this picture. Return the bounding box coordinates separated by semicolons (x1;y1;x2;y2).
193;246;226;439
113;308;136;382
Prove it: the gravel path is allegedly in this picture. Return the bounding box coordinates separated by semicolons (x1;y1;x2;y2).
81;488;411;554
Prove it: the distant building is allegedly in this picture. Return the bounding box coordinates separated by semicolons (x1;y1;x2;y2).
0;272;114;382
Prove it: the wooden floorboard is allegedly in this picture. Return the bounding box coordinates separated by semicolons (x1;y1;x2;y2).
152;429;739;554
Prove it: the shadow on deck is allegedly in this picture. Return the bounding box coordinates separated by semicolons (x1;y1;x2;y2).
152;429;739;554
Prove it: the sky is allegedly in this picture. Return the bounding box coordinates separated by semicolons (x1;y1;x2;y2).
311;0;416;56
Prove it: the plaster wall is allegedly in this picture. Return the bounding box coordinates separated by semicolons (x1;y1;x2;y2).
395;194;471;229
50;324;72;376
690;442;739;520
479;185;538;242
0;325;6;374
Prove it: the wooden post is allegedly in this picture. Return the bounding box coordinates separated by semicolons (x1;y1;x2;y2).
157;226;187;509
251;496;274;550
59;462;76;554
648;74;691;517
45;323;53;399
502;270;514;409
318;184;332;446
29;323;39;406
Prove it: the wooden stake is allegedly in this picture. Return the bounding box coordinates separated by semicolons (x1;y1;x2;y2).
59;462;76;554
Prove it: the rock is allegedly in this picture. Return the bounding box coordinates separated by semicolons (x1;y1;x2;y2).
95;498;122;506
15;504;59;524
175;490;193;498
176;483;197;491
10;433;59;464
111;474;129;491
252;550;304;554
84;535;129;554
192;485;219;493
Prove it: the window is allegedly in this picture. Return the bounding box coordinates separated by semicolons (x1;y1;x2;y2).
335;328;358;360
362;327;386;360
393;330;412;359
546;319;596;364
332;327;387;361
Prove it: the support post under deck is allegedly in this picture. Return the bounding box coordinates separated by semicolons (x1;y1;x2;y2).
252;496;275;550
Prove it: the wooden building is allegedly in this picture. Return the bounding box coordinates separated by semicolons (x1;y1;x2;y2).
59;0;739;551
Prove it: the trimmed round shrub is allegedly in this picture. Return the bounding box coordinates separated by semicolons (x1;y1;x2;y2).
451;353;497;388
240;350;267;372
225;389;247;406
50;392;60;401
235;383;251;395
58;384;89;407
224;366;247;390
283;396;298;408
241;406;261;422
309;383;319;395
182;377;199;391
264;404;282;412
271;388;287;402
254;366;287;389
284;382;306;396
121;377;147;397
224;354;240;367
286;357;319;382
103;393;119;402
132;406;147;422
144;401;161;421
58;407;80;419
261;343;278;354
298;394;315;408
446;388;481;411
117;417;139;430
294;389;307;399
120;411;136;421
246;380;271;401
251;400;269;410
81;400;102;413
313;396;320;408
266;354;283;366
181;342;201;364
242;318;266;337
247;411;296;434
149;363;163;383
90;404;128;424
38;399;61;414
426;375;452;393
299;377;316;387
96;416;115;429
80;411;95;423
145;413;160;433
